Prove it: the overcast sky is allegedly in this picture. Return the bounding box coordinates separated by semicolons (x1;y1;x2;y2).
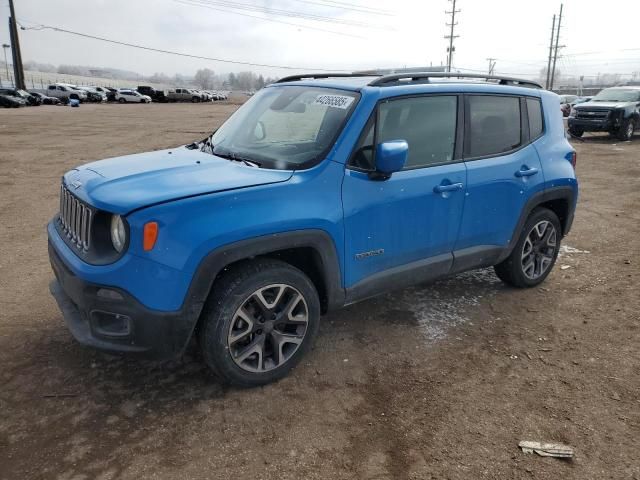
1;0;639;80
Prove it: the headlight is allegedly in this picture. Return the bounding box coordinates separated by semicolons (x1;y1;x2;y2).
569;108;576;117
110;215;127;253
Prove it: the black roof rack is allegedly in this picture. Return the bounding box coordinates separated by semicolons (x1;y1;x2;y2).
275;73;374;83
368;72;542;89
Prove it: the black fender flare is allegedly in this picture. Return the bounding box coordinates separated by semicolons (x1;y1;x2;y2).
182;229;344;326
497;185;577;263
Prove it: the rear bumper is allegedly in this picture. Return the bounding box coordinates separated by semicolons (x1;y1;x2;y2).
48;241;198;360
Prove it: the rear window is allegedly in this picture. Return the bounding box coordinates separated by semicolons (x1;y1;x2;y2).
526;98;543;139
467;95;521;158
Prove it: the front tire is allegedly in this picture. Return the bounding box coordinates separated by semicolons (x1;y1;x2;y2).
494;208;562;288
568;127;584;138
617;119;635;141
199;259;320;387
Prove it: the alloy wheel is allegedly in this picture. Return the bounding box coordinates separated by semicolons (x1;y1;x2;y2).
227;284;309;373
521;220;557;280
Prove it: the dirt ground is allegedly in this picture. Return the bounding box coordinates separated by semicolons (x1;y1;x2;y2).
0;103;638;480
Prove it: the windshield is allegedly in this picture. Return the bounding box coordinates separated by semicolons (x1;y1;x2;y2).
592;88;640;102
208;86;359;169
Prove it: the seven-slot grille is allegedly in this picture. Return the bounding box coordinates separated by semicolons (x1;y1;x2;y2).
59;184;93;251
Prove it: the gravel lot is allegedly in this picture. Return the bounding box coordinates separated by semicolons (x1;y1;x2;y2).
0;103;638;480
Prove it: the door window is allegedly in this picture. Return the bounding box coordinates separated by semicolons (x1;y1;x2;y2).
378;96;458;169
467;95;521;158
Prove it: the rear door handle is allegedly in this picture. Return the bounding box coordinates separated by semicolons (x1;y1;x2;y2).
515;167;539;177
433;182;464;193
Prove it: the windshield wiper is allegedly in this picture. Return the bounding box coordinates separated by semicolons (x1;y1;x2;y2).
214;151;261;168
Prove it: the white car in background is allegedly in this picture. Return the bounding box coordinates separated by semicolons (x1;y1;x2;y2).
116;89;152;103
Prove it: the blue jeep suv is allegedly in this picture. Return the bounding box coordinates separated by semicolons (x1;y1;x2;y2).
48;72;578;386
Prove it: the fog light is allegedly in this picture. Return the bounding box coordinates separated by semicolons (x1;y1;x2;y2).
90;310;131;337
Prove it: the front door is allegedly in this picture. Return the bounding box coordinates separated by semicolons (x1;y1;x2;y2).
342;94;466;297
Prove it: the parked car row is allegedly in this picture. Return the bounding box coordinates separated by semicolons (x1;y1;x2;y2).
0;88;50;107
166;87;228;102
1;82;231;107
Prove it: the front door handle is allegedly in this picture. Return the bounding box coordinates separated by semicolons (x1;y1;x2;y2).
433;182;464;193
515;166;539;177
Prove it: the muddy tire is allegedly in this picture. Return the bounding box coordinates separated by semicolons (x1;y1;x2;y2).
494;208;562;288
617;119;635;141
199;259;320;387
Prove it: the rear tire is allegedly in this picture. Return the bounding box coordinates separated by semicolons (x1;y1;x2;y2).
617;119;635;141
118;97;126;104
199;259;320;387
494;208;562;288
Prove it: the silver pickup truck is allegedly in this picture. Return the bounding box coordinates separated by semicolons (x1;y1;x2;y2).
166;88;203;103
45;84;88;103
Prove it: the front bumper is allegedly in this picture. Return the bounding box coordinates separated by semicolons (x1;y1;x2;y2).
48;241;198;360
568;114;622;132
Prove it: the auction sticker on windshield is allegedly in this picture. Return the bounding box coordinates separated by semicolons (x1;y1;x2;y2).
313;94;355;110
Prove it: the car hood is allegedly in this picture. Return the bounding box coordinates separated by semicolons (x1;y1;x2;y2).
63;147;293;215
574;101;634;109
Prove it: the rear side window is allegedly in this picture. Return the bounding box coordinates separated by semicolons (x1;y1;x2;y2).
526;98;543;139
467;95;521;158
378;95;458;169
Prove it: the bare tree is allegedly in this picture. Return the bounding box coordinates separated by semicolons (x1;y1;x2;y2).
194;68;215;89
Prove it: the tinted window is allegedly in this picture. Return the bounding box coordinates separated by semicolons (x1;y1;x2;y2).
467;95;521;157
527;98;543;139
378;96;457;169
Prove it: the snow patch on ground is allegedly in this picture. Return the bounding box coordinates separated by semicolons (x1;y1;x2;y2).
559;245;590;256
399;268;502;341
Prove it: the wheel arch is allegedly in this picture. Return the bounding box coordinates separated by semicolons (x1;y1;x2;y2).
186;230;344;326
498;185;577;263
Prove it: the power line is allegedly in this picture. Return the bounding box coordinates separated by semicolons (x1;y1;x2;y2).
176;0;391;29
20;23;351;71
289;0;392;16
172;0;365;38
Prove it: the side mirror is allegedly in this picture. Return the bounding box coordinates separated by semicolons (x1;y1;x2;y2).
253;121;266;140
370;140;408;180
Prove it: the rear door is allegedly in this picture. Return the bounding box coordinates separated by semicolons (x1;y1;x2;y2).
342;94;467;294
453;94;545;269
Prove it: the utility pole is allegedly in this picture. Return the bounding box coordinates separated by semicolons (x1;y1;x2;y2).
8;0;26;90
486;58;497;76
2;44;10;82
545;14;556;89
445;0;460;73
549;3;563;91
